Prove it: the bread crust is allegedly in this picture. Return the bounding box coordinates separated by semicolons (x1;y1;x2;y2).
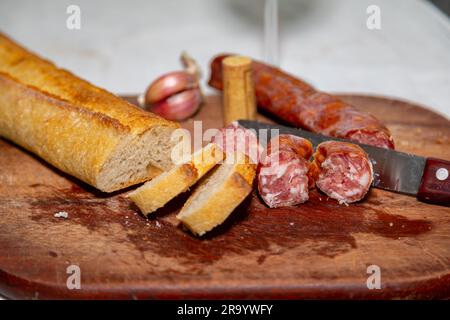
130;164;198;214
177;153;256;236
0;33;179;192
129;143;224;215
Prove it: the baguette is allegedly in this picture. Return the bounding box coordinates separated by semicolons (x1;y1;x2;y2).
129;143;224;215
177;152;256;236
0;33;180;192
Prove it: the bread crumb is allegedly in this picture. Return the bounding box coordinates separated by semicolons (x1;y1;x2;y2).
54;211;68;219
389;222;393;227
155;221;161;228
338;199;349;206
289;222;294;226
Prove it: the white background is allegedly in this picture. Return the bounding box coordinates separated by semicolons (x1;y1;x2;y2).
1;0;449;118
0;0;449;300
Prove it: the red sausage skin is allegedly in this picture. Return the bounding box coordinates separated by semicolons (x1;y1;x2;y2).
209;54;394;149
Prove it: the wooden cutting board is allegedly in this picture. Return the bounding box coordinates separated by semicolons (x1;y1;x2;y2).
0;94;449;300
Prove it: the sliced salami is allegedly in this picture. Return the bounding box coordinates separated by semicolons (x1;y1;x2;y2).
258;134;313;208
309;141;373;204
211;121;262;164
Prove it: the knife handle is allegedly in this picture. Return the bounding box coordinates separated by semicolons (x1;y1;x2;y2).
417;158;450;205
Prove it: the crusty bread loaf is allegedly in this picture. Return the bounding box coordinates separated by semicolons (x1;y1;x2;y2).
177;152;256;236
0;33;180;192
129;143;224;215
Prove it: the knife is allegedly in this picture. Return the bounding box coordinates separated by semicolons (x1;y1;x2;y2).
237;120;450;206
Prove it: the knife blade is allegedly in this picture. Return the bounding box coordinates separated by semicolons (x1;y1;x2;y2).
237;120;450;205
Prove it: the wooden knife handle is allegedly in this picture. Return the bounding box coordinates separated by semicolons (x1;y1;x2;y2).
417;158;450;205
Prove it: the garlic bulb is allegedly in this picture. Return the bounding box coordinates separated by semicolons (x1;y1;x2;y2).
142;52;203;121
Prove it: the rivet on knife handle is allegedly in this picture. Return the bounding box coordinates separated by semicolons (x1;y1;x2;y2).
417;158;450;205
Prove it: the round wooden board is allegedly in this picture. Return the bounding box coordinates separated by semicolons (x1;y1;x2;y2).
0;94;449;300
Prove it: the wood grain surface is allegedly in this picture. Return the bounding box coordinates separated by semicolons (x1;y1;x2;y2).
0;94;449;299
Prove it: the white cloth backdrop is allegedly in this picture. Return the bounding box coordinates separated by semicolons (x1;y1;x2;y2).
0;0;449;118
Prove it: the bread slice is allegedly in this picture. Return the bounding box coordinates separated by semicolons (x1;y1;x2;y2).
0;33;180;192
177;152;256;236
129;143;224;215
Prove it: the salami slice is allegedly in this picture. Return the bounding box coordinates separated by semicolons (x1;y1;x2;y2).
309;141;374;204
209;54;395;149
211;121;262;164
258;134;313;208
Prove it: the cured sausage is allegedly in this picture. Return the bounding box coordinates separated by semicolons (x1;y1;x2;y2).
209;54;395;149
258;134;313;208
309;141;373;204
211;121;262;164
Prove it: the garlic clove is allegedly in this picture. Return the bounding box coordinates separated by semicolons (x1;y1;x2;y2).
144;71;197;105
148;88;202;121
